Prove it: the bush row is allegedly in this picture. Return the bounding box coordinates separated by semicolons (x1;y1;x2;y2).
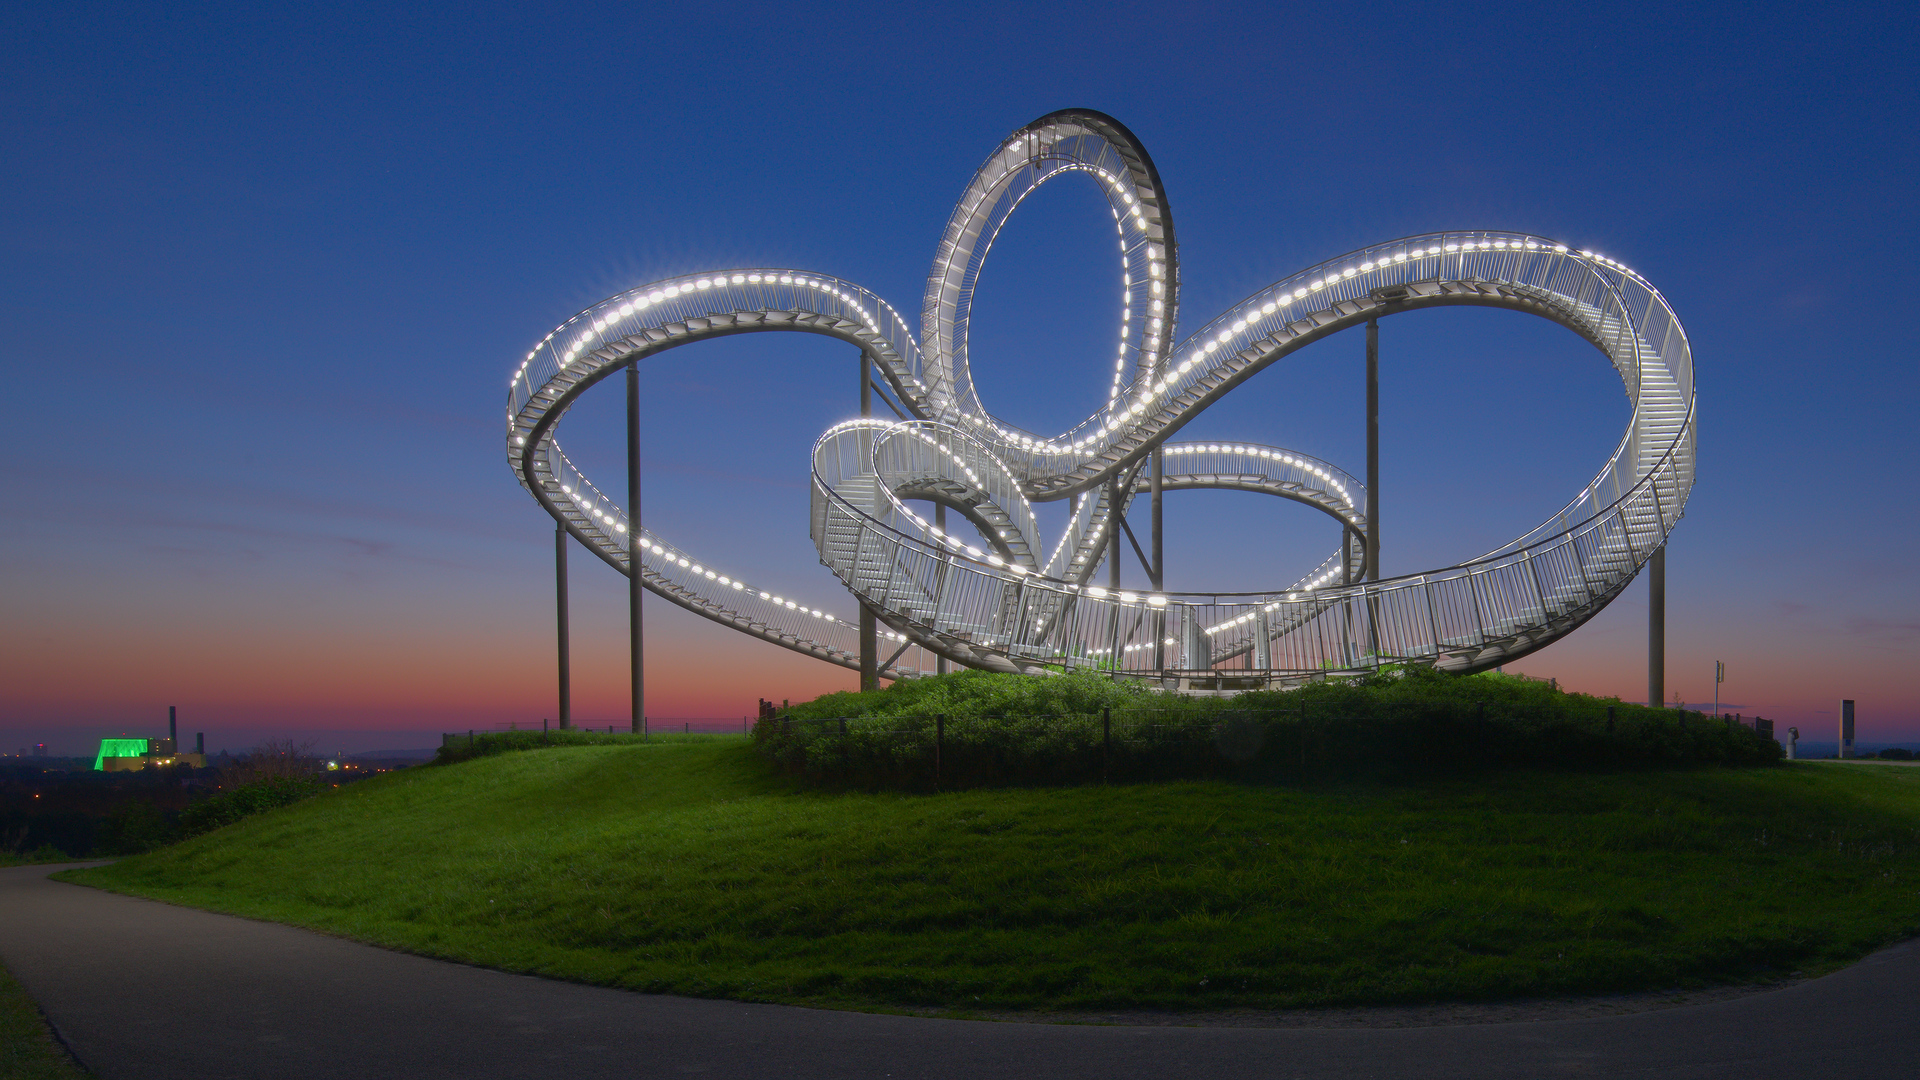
175;777;324;839
754;669;1783;788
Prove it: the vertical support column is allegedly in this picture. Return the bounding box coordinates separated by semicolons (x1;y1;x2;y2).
1365;317;1380;582
556;523;571;728
1840;699;1855;759
934;503;948;676
1362;317;1381;668
1648;544;1665;708
1150;448;1164;675
169;705;177;749
858;351;878;692
1149;448;1163;590
1107;478;1122;678
627;363;643;733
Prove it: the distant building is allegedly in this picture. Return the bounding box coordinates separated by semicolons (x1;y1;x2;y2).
94;737;206;771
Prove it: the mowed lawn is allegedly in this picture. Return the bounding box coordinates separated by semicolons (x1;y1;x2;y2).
65;743;1920;1012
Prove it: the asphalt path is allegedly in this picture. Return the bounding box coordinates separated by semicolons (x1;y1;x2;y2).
1;863;1908;1079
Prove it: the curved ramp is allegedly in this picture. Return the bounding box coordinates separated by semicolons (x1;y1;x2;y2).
506;109;1694;685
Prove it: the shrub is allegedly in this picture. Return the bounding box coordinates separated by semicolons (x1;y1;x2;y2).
177;776;323;838
94;801;177;855
753;668;1784;788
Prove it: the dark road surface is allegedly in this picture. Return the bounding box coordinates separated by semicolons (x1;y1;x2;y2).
1;864;1909;1078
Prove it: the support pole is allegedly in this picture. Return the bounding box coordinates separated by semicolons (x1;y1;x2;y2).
1648;544;1665;708
1362;318;1382;668
1151;448;1164;674
1149;448;1163;590
858;351;878;691
935;503;948;676
1108;478;1122;678
627;363;643;733
1366;317;1379;582
556;523;571;728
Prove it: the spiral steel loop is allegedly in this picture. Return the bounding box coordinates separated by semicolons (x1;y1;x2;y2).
507;109;1694;686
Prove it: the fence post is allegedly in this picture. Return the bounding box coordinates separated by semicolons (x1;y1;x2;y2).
936;713;945;791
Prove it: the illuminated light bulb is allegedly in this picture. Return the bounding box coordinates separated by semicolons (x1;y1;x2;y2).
1392;252;1408;263
759;591;770;600
731;581;744;590
665;285;681;297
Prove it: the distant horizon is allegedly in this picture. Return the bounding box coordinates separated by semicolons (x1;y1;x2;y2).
3;691;1912;760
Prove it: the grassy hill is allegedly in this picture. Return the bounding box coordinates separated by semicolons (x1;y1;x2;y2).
61;738;1920;1014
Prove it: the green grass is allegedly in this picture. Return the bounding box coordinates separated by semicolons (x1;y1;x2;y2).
0;963;85;1080
61;744;1920;1013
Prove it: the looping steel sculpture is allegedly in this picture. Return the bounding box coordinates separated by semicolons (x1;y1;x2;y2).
507;109;1694;688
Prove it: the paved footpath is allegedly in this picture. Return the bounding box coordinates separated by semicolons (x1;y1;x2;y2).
2;864;1910;1079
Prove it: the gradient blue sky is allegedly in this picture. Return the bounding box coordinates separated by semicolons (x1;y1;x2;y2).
2;0;1914;754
